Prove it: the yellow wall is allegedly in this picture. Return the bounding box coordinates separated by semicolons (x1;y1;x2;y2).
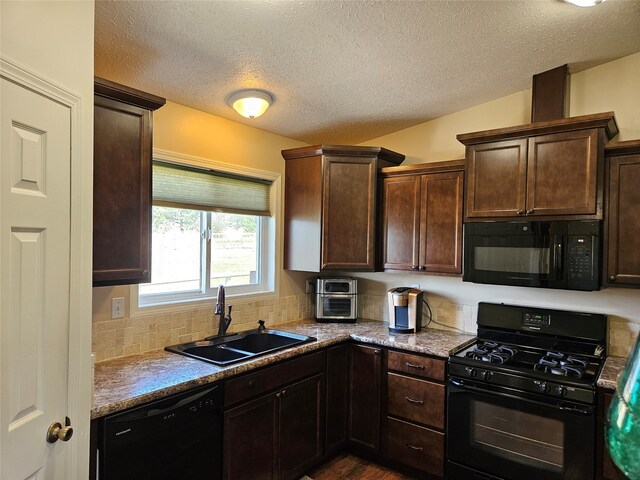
93;52;640;356
361;52;640;163
93;101;309;322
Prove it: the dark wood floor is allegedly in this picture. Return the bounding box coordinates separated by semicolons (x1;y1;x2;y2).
307;453;416;480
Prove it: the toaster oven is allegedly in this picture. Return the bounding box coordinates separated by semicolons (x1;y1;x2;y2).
315;278;358;323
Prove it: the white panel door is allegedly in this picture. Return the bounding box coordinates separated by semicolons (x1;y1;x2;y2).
1;77;72;479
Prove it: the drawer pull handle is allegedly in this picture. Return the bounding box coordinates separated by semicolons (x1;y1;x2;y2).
405;396;424;405
405;362;424;369
405;443;423;451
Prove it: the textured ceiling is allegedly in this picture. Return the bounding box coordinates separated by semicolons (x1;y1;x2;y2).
95;0;640;145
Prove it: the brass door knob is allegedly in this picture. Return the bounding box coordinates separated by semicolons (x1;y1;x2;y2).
47;421;73;443
526;209;535;215
609;276;617;282
516;210;525;216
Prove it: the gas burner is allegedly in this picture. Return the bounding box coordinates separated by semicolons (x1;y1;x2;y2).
533;352;589;378
465;342;518;364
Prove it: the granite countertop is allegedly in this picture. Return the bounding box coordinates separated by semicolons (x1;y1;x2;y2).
597;355;628;391
92;319;475;419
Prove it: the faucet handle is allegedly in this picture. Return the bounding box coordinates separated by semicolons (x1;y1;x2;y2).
227;305;233;316
258;320;266;331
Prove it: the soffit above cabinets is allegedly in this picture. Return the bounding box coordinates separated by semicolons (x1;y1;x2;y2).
95;0;640;145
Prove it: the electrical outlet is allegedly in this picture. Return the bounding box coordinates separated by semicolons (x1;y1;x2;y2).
112;297;125;319
305;279;314;294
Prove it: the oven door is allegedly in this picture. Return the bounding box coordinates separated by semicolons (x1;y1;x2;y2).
447;377;595;480
315;294;357;320
463;222;565;289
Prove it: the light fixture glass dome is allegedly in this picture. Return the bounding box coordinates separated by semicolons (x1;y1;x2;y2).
228;90;273;119
563;0;606;7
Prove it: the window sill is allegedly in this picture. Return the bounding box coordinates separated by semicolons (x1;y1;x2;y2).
129;285;278;318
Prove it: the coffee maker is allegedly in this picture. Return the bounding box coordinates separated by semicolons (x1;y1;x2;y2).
387;287;423;333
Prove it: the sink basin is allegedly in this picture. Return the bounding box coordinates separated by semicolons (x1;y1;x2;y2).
182;344;252;364
165;327;316;366
223;331;305;354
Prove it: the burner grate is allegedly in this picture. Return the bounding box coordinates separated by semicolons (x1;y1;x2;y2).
533;352;590;378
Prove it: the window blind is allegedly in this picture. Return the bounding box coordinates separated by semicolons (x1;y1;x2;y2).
152;161;272;216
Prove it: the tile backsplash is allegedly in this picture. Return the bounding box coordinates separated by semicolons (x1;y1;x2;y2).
94;290;638;362
92;294;314;362
358;292;638;357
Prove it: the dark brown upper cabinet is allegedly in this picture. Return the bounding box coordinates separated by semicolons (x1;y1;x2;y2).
93;77;165;287
603;139;640;288
282;145;404;272
457;112;618;222
379;160;464;275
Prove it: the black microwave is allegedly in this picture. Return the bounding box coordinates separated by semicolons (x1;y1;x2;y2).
463;221;601;291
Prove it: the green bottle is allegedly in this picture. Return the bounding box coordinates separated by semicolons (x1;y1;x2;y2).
607;333;640;480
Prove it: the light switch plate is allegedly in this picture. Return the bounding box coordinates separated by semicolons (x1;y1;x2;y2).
112;297;125;319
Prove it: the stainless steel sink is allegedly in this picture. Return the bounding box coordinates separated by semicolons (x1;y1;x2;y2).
165;327;316;366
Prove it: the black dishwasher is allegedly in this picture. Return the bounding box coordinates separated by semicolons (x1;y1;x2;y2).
99;383;223;480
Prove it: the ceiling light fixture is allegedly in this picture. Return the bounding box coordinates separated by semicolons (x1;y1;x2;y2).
563;0;606;7
227;90;273;119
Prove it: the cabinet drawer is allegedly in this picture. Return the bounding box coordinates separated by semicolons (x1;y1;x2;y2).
387;417;444;477
387;373;444;429
387;350;445;381
225;350;325;406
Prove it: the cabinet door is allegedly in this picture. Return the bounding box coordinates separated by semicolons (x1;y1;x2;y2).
606;153;640;286
223;392;278;480
93;95;151;285
326;344;349;455
322;156;377;271
419;171;463;274
278;374;324;480
348;344;382;453
527;129;599;216
380;176;421;271
465;139;527;218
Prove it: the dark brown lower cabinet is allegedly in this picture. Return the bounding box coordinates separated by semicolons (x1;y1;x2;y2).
223;352;325;480
348;344;382;454
387;417;444;477
326;344;349;455
224;391;278;480
279;374;325;480
385;350;446;479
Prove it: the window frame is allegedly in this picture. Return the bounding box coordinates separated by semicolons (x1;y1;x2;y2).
130;149;281;317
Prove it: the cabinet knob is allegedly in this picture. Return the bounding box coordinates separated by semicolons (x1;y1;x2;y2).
411;265;419;271
609;276;617;282
516;210;525;216
142;270;150;277
373;349;380;355
419;266;426;271
526;209;535;215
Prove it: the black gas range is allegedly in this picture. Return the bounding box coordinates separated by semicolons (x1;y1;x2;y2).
447;302;607;480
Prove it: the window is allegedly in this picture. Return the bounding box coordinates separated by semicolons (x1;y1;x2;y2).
136;153;279;310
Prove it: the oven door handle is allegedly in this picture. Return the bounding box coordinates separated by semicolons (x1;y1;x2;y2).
449;378;594;415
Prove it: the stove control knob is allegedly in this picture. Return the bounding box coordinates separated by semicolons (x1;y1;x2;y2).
465;367;477;378
538;382;549;393
556;386;567;397
481;370;493;381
